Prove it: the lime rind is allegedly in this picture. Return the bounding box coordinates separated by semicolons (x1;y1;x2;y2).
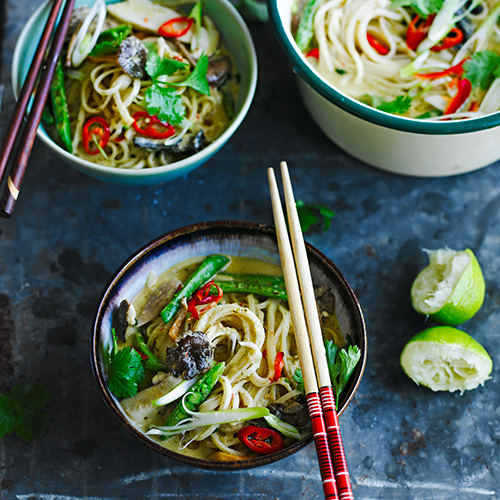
400;327;493;394
411;248;485;325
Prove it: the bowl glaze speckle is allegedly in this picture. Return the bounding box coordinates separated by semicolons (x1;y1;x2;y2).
91;221;367;470
12;0;257;185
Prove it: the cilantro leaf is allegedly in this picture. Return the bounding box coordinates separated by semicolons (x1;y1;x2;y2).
464;50;500;90
376;95;412;114
106;329;145;399
146;51;187;81
292;368;305;392
390;0;443;17
89;25;132;57
0;384;51;442
296;200;335;233
171;54;210;96
324;339;362;409
145;85;186;125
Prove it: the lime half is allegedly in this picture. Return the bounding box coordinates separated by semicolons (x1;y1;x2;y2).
400;326;493;393
411;248;485;325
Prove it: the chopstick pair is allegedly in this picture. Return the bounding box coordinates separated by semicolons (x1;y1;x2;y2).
268;162;354;500
0;0;77;219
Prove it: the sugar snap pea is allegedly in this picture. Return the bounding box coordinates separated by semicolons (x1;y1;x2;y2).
295;0;322;52
214;273;288;300
50;60;73;153
131;332;166;372
164;362;225;430
160;254;230;324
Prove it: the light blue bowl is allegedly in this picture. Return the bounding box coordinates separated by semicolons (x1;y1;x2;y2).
12;0;257;185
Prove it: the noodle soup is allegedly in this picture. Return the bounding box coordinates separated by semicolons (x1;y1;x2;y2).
108;254;357;462
45;0;238;168
293;0;500;120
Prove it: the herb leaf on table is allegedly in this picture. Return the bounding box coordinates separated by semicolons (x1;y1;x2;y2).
0;384;51;442
296;200;335;233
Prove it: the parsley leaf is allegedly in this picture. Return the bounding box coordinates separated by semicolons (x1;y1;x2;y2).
172;54;210;96
0;384;51;442
390;0;443;18
292;368;305;392
464;50;500;90
145;85;186;125
89;25;132;57
143;51;209;124
324;339;361;409
146;51;188;81
106;329;145;399
296;200;335;233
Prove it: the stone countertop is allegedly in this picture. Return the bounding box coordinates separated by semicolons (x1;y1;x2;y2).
1;2;499;499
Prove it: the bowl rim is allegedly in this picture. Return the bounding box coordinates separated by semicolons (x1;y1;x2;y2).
12;0;258;179
90;220;367;470
268;0;500;135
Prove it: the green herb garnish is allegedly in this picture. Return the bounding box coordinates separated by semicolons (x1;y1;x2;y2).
296;200;335;233
464;50;500;90
106;329;146;398
144;51;210;125
324;339;361;409
390;0;443;18
0;384;51;442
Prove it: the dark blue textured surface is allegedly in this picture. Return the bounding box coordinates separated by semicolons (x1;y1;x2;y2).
1;2;499;499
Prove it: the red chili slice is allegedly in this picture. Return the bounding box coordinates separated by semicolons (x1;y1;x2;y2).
187;281;223;320
82;116;110;156
306;48;320;59
431;28;464;52
132;111;176;140
237;425;284;455
366;33;389;55
444;78;472;115
271;352;284;382
158;16;194;38
415;58;469;79
406;14;434;51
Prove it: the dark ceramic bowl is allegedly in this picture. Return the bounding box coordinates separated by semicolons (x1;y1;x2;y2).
91;221;367;470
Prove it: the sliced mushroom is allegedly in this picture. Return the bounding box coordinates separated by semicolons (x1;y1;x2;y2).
118;36;147;79
268;394;311;430
114;299;131;340
165;330;213;380
133;130;207;155
206;56;232;88
136;278;182;326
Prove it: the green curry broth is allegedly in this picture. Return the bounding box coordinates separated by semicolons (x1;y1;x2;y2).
118;254;344;460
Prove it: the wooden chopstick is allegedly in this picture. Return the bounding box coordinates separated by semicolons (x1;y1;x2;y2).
0;0;77;218
268;167;340;500
279;161;354;500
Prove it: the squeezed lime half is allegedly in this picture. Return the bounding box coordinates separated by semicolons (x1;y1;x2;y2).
400;326;493;393
411;248;485;325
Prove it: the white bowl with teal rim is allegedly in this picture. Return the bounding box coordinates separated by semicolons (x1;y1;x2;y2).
12;0;257;185
269;0;500;177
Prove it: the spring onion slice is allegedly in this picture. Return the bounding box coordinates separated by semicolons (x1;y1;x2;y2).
71;0;107;68
147;400;270;439
264;414;301;440
151;376;200;407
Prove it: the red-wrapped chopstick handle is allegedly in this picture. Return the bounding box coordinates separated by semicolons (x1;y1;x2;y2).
319;386;354;500
306;392;339;500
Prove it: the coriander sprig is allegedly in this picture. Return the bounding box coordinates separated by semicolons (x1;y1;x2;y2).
144;50;210;125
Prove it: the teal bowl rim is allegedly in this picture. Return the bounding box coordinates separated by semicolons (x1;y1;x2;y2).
12;0;258;180
268;0;500;136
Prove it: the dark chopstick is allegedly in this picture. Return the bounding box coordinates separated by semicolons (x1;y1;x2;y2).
0;0;76;219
